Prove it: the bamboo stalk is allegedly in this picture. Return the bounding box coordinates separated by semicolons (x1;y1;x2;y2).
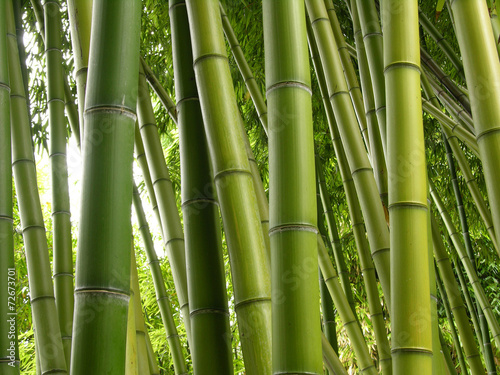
0;1;19;372
132;185;187;374
137;66;192;344
43;0;74;365
384;2;432;373
170;0;233;372
7;0;67;372
71;1;141;373
451;0;500;256
185;1;272;373
306;0;392;308
321;334;348;375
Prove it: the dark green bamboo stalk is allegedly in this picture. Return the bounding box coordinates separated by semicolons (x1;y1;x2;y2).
264;2;322;373
170;1;233;373
132;185;187;375
384;2;432;373
7;0;67;372
185;1;272;373
435;267;468;375
451;0;500;256
420;48;471;115
309;24;392;375
354;0;387;153
350;0;388;206
140;58;178;124
43;0;73;365
418;8;464;80
71;1;141;373
0;1;19;372
430;179;500;349
67;0;92;138
306;0;391;309
431;213;485;374
220;3;268;134
420;71;500;257
137;67;191;344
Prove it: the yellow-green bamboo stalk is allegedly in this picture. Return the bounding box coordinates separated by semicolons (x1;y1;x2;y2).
306;0;391;308
145;332;161;375
137;67;191;344
7;0;66;371
384;2;432;373
185;1;272;373
451;0;500;255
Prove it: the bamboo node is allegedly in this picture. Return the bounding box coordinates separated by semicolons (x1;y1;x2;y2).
268;224;318;236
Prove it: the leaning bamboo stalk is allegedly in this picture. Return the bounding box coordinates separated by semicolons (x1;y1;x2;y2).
71;1;141;373
170;0;233;372
309;21;392;374
185;1;272;373
0;1;19;372
145;331;161;375
43;0;74;365
264;1;323;373
220;3;268;134
384;2;432;373
306;0;392;307
7;0;67;372
430;179;500;349
431;214;485;374
132;186;187;375
137;67;191;344
318;235;377;375
321;334;348;375
420;71;500;257
450;0;500;255
350;0;388;206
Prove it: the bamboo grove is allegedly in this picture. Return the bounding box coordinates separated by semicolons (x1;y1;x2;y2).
1;0;500;374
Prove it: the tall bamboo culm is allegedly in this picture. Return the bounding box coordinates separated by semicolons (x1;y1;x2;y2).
384;1;432;373
263;1;322;374
0;0;19;372
185;1;272;373
170;0;233;373
71;1;141;373
43;0;73;365
6;0;67;372
451;0;500;256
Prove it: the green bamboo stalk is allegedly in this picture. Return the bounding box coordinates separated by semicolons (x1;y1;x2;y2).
324;0;370;151
430;179;500;349
220;3;268;134
440;331;459;375
132;185;187;375
384;2;432;373
7;0;67;372
309;23;392;375
43;0;73;365
420;70;500;257
431;214;485;374
71;1;141;373
125;282;138;375
418;8;465;80
321;334;348;375
130;249;151;375
12;0;29;120
489;7;500;58
0;1;18;372
137;67;191;345
435;267;469;375
350;0;388;206
185;1;272;373
420;47;471;115
451;0;500;256
317;235;377;375
145;331;161;375
306;0;392;309
264;2;322;373
140;58;177;124
170;1;233;373
67;0;92;138
354;0;387;153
